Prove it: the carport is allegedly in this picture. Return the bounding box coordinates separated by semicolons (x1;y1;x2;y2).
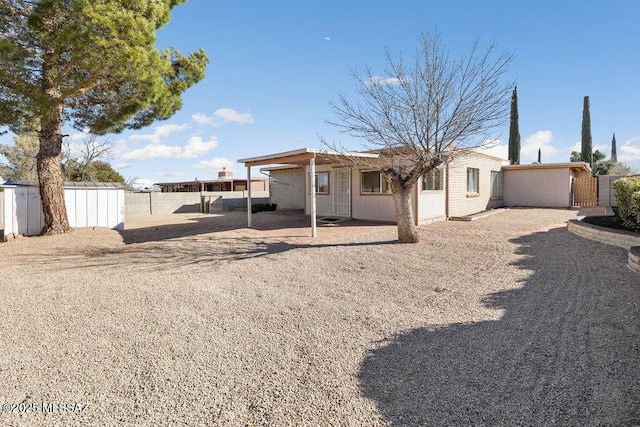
238;148;378;237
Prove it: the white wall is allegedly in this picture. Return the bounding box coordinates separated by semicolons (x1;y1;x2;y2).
351;168;397;222
417;170;447;223
503;168;572;207
304;165;333;216
3;184;124;239
269;168;305;209
447;154;506;217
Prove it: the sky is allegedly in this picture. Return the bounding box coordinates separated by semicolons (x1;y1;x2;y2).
2;0;640;188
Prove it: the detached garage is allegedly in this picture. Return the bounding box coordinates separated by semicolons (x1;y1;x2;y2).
2;182;124;240
502;163;592;208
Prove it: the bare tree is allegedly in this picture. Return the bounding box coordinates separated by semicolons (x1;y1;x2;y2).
323;33;514;242
124;176;140;191
63;134;112;181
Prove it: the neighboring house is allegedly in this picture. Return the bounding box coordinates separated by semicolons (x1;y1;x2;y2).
240;147;509;226
156;167;269;193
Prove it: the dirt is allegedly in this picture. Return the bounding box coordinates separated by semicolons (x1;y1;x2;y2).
0;208;638;426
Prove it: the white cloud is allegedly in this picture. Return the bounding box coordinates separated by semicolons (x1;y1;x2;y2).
129;123;190;144
116;162;133;169
192;157;235;170
474;139;508;160
192;108;254;127
521;130;558;161
325;36;331;41
366;76;402;86
180;136;218;158
192;113;214;126
120;136;219;160
156;170;187;178
619;137;640;163
121;144;181;160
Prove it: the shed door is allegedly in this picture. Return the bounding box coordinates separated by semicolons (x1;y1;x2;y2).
332;168;350;217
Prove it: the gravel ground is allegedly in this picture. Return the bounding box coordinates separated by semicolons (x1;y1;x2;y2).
0;208;638;426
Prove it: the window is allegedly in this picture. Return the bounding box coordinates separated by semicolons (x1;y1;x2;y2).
490;171;502;198
361;171;391;194
467;168;479;193
422;168;444;191
315;172;329;194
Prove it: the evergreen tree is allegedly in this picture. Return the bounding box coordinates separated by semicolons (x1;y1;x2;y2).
508;87;521;165
0;132;39;182
537;148;541;164
611;133;618;163
0;1;208;234
581;96;593;168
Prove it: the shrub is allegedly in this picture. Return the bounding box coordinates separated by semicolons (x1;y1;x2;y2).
613;176;640;230
251;203;265;214
264;203;277;211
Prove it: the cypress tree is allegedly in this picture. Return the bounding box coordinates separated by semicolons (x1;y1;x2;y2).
581;96;593;168
508;86;521;165
611;133;618;163
537;148;541;164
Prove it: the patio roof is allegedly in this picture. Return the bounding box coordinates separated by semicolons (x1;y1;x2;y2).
238;148;381;238
237;148;379;167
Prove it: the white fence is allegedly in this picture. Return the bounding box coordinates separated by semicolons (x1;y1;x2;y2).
2;182;124;239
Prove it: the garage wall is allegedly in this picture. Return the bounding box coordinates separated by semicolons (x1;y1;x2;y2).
503;168;572;207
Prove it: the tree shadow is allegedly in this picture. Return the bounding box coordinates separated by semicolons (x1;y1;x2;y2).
359;228;640;425
23;234;402;273
119;212;391;244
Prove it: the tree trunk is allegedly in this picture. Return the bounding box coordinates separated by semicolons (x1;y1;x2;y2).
392;186;419;243
37;113;71;235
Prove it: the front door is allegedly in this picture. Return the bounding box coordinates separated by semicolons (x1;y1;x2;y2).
332;168;350;217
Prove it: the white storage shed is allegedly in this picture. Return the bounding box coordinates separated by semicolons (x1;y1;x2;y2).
2;182;124;240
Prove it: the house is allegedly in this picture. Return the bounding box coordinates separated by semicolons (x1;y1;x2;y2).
238;148;509;235
156;167;269;193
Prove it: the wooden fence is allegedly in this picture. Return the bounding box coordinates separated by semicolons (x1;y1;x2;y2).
573;177;598;207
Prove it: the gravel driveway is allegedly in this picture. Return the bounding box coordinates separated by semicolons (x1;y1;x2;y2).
0;208;638;426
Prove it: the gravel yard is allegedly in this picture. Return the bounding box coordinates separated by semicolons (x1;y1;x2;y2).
0;208;638;426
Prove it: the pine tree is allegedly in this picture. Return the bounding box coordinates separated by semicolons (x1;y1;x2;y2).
0;1;208;234
508;87;521;165
581;96;593;169
611;133;618;163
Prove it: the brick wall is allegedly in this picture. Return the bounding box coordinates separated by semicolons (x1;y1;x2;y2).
448;153;505;217
269;168;305;209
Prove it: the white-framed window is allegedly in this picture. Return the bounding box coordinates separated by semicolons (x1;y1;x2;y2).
490;170;502;198
422;168;444;191
467;168;479;193
315;172;329;194
361;170;392;194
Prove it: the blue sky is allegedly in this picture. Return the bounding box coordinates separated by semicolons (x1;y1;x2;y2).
3;1;640;187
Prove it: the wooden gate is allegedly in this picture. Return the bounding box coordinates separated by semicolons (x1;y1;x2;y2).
573;177;597;207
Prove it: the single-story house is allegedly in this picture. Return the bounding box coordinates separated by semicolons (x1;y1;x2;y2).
238;147;514;236
239;147;594;237
156;167;268;193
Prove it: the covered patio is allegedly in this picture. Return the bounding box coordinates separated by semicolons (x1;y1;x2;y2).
238;148;379;237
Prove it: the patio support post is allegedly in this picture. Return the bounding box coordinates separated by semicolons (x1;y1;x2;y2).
310;156;317;237
247;166;252;227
